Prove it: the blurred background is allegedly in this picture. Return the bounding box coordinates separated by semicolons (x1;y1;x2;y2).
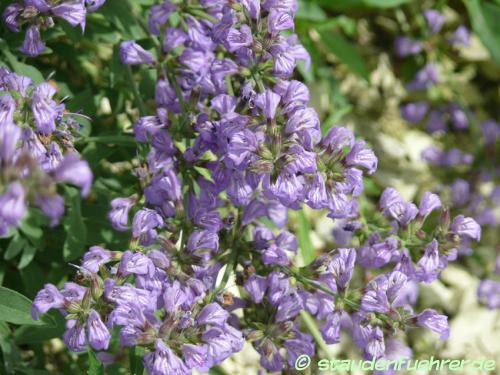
0;0;499;373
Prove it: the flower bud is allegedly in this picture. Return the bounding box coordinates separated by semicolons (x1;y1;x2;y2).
90;275;104;301
246;330;265;342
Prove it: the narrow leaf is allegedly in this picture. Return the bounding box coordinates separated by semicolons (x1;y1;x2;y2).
297;211;315;265
319;31;370;80
88;349;105;375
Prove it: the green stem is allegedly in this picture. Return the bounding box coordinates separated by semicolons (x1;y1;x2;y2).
300;310;332;359
125;65;146;115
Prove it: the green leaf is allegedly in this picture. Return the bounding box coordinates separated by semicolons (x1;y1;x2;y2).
18;244;37;269
82;135;137;146
63;187;87;261
4;236;27;261
363;0;412;7
88;349;105;375
465;0;500;63
129;346;145;375
14;313;65;345
319;31;370;80
0;323;21;373
297;0;327;21
18;369;61;375
297;211;315;265
0;287;47;326
208;366;229;375
311;0;410;9
0;47;45;84
312;0;364;10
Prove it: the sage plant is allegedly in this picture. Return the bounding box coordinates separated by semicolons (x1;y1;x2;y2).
32;1;483;373
0;67;92;235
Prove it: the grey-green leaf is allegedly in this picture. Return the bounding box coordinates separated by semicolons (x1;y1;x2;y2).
0;287;46;326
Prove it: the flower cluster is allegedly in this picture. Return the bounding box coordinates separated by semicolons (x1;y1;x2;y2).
0;67;92;235
393;8;500;310
396;9;472;133
32;246;243;374
32;0;484;373
304;188;480;358
2;0;106;56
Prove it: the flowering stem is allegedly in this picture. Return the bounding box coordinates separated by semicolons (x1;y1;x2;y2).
299;311;332;359
125;65;146;115
281;266;359;311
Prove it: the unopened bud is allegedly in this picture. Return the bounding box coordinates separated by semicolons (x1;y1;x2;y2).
246;330;265;342
91;275;104;301
65;301;82;314
249;159;274;174
440;208;451;231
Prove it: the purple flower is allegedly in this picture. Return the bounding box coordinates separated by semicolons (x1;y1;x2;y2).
275;294;302;322
182;344;208;370
31;85;58;134
416;240;440;283
450;25;470;46
284;330;315;368
2;4;23;32
365;326;385;359
0;121;21;163
416;309;449;340
394;37;423;57
244;275;268;303
400;102;429;124
87;309;111;350
163;28;188;53
52;1;87;29
449;103;468;130
358;237;398;268
197;303;229;326
322;126;354;152
35;194;65;226
268;9;294;35
132;208;164;239
148;2;176;35
327;248;356;290
163;281;187;313
109;196;136;231
86;0;106;12
226;25;252;52
320;310;342;344
25;0;51;12
81;246;113;273
144;340;190;375
418;192;442;218
52;153;93;196
240;0;260;19
0;182;27;231
255;89;281;119
345;140;378;174
120;41;155;65
119;250;155;276
32;284;65;319
481;120;500;145
424;9;445;33
63;321;87;352
20;25;46;57
0;93;16;127
407;63;439;90
426;109;447;133
451;215;481;241
477;280;500;309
